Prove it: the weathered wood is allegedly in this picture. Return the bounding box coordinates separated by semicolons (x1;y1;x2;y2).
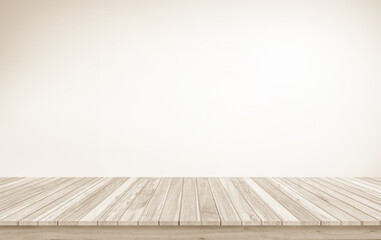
0;177;380;228
1;226;381;240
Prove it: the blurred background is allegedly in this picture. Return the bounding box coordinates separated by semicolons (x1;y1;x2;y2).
0;0;380;176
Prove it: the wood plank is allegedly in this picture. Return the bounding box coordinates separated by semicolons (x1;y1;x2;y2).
0;178;82;225
19;178;97;226
360;178;381;186
266;178;340;226
98;178;149;226
346;178;381;193
277;178;361;225
1;226;381;240
0;178;50;202
38;178;110;225
179;178;200;226
339;178;381;198
367;178;381;183
355;178;381;188
139;178;172;226
0;178;15;185
243;178;300;225
118;178;160;225
0;177;379;228
196;178;220;225
0;178;43;203
298;178;380;225
252;178;320;225
0;178;67;223
0;178;23;188
0;178;57;205
323;178;381;205
159;178;183;226
292;178;378;225
59;178;127;225
219;178;261;225
312;178;381;213
79;178;138;225
231;177;281;225
208;178;241;225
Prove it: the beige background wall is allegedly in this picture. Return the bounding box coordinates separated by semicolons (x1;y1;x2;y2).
0;0;380;176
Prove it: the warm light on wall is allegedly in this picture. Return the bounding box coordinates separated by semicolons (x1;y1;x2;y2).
0;0;380;176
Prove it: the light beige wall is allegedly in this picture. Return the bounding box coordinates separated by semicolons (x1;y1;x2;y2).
1;0;380;176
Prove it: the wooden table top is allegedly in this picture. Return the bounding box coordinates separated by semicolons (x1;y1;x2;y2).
0;177;380;226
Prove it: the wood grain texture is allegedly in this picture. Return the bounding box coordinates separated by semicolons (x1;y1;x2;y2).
267;178;340;226
139;178;171;225
118;178;160;225
19;178;97;226
243;177;300;225
219;178;261;225
326;178;381;205
0;178;81;226
98;178;148;226
277;178;362;225
231;177;282;225
180;178;201;225
197;177;220;225
58;178;125;226
0;178;380;227
208;178;241;226
295;178;379;226
79;178;136;225
1;226;381;240
38;178;109;226
252;178;320;225
159;177;183;226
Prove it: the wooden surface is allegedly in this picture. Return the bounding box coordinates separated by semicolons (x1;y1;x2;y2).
1;226;381;240
0;178;380;226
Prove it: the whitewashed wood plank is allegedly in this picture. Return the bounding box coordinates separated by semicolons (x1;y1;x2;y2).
139;178;172;226
268;178;340;226
231;178;281;225
79;178;137;225
99;178;148;226
180;178;200;226
220;178;261;225
159;178;183;226
118;178;160;226
243;178;300;225
196;178;220;226
208;178;241;226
